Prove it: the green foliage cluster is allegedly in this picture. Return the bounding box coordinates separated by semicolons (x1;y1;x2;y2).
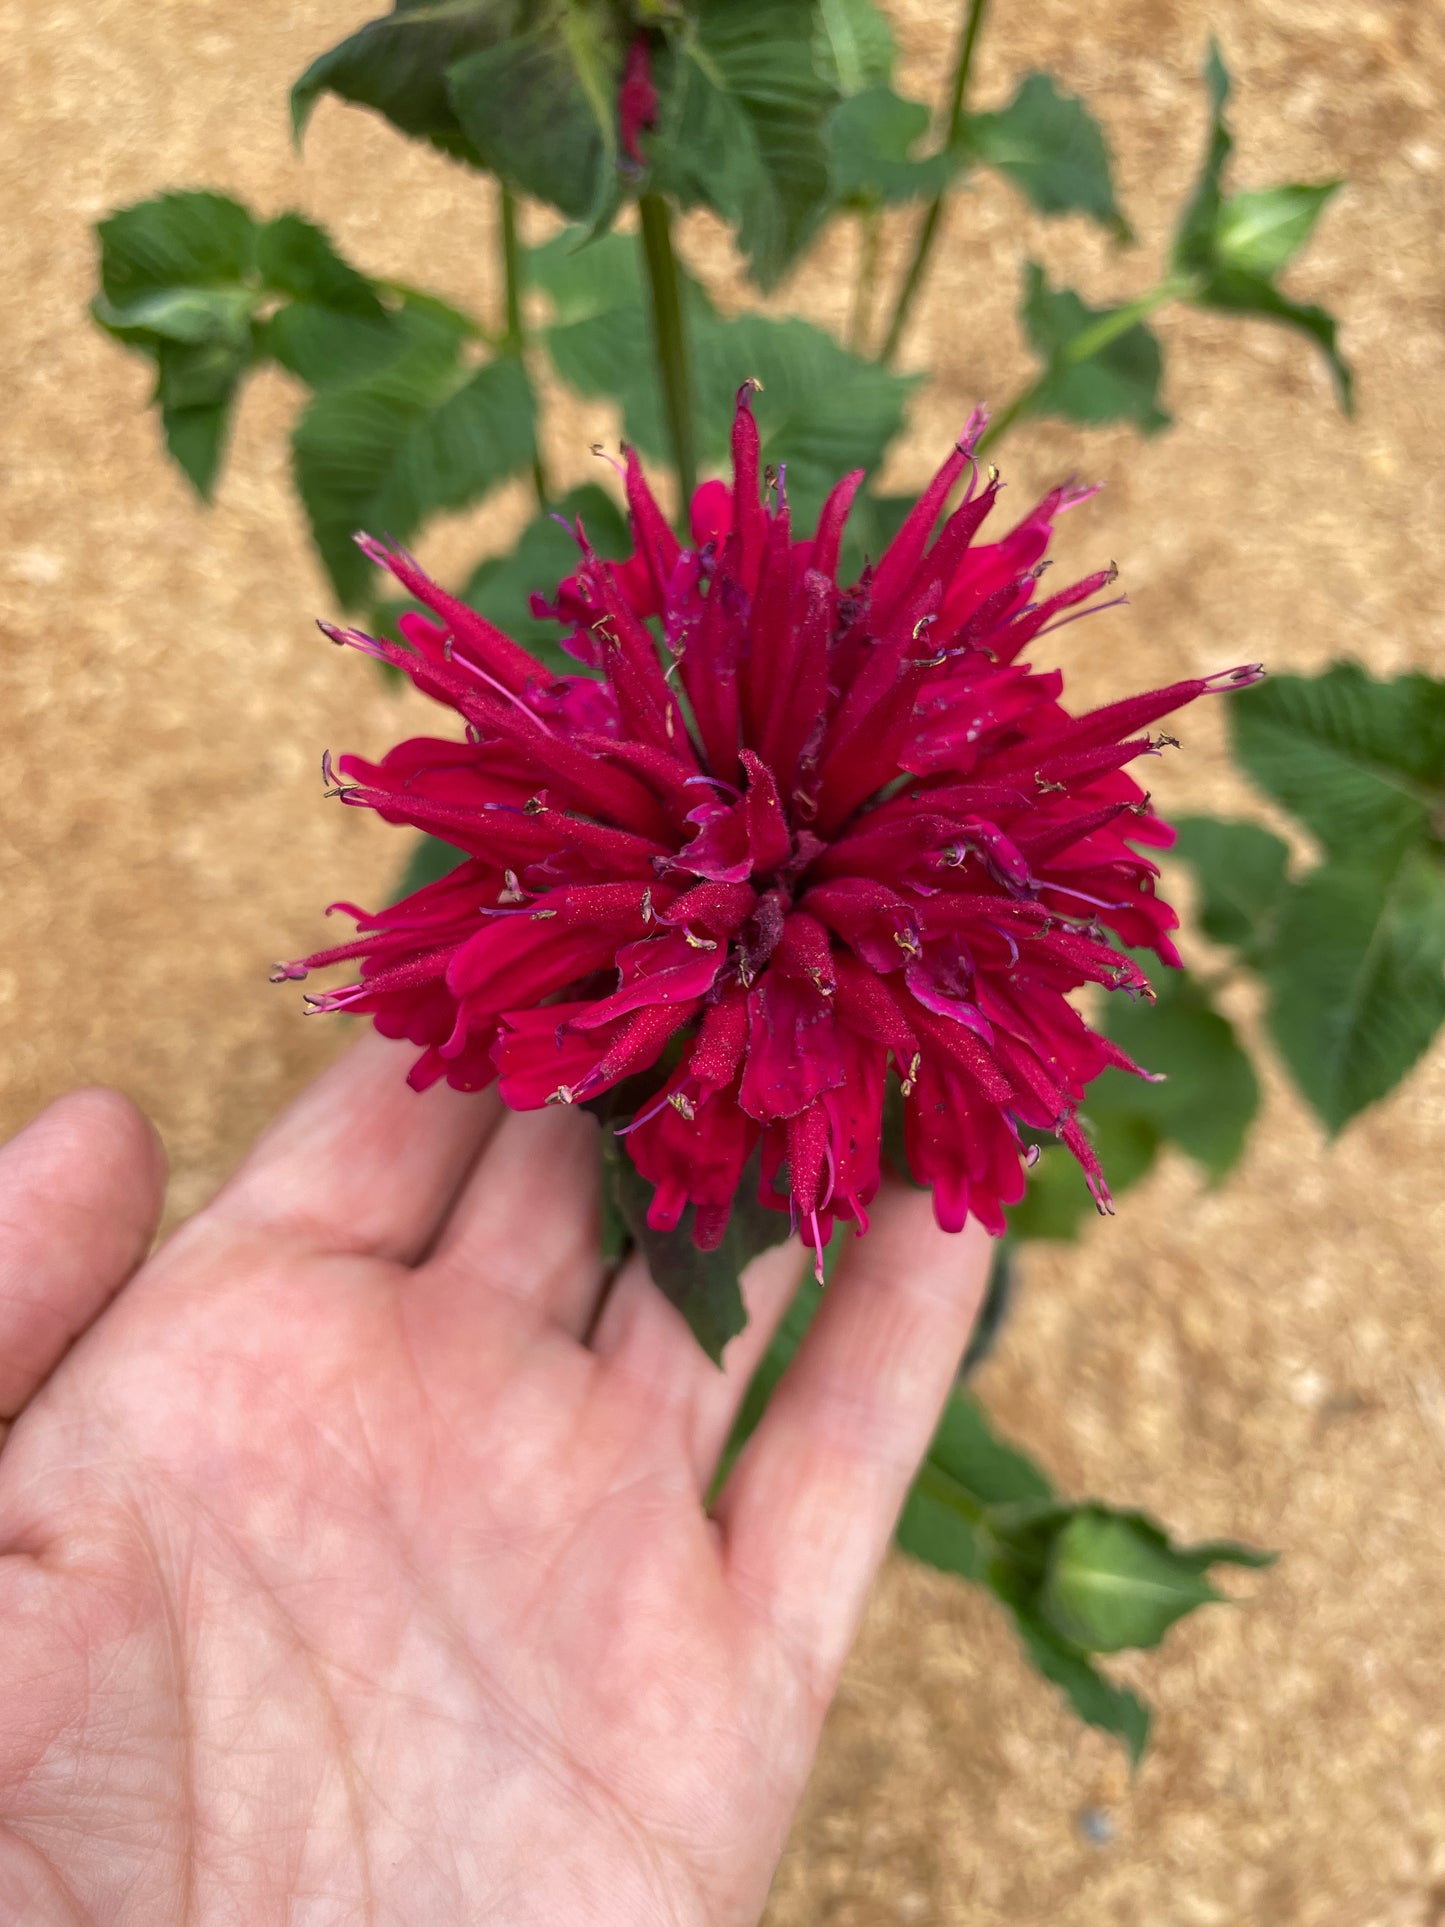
88;0;1443;1758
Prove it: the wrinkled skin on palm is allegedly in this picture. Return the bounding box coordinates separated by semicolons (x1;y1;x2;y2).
286;389;1260;1267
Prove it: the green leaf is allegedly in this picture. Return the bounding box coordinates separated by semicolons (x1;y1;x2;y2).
1229;665;1445;864
959;1239;1014;1379
531;228;916;532
258;213;407;388
393;834;468;901
292;318;536;606
96;190;259;306
827;85;956;207
447;22;619;224
1019;262;1170;434
1007;1610;1152;1764
651;0;838;287
93;192;264;498
692;314;916;527
966;71;1131;239
1170;816;1291;956
1005;962;1258;1241
812;0;895;95
290;0;515;164
1173;37;1233;279
1006;1111;1158;1243
602;1137;791;1364
461;482;631;673
712;1252;1266;1760
256;213;389;316
1262;852;1445;1133
1039;1508;1270;1653
1192;267;1353;413
929;1391;1056;1509
1096;966;1260;1180
1172;41;1351;411
159;403;232;499
263;303;414;390
1215;180;1342;278
93;283;258;347
93;192;420;497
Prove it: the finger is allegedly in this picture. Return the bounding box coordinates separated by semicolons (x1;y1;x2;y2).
214;1028;503;1265
590;1234;808;1488
420;1103;608;1335
713;1181;990;1697
0;1089;167;1429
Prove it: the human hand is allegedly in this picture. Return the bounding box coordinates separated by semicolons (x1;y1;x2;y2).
0;1034;987;1925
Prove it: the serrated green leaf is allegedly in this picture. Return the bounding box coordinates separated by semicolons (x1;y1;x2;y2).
160;403;232;500
93;192;265;497
1215;181;1342;278
1230;665;1445;863
1173;37;1233;278
93;191;421;497
531;228;915;531
393;833;468;901
1096;967;1259;1180
461;482;630;673
254;215;405;390
930;1391;1056;1508
1007;1111;1157;1243
1007;1609;1152;1763
827;85;956;207
1171;816;1291;955
447;24;618;224
293;323;536;606
603;1139;790;1363
1019;262;1170;434
151;336;251;412
92;284;258;347
691;314;916;527
651;0;837;287
813;0;895;95
263;303;413;389
526;227;645;321
1262;852;1445;1133
1171;43;1351;410
966;71;1131;239
256;212;389;316
96;190;258;304
291;0;516;164
1192;267;1353;412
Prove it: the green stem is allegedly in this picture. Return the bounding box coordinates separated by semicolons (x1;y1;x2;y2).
913;1458;989;1530
849;209;882;354
637;192;698;521
977;274;1198;457
498;184;550;508
878;0;991;366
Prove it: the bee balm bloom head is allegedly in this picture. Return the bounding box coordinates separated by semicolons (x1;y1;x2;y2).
285;388;1260;1269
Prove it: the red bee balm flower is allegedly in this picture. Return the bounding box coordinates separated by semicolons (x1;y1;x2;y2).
617;33;659;168
286;389;1261;1269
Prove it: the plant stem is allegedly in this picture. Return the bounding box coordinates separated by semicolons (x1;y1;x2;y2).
498;183;550;508
977;274;1198;457
913;1458;989;1529
849;209;882;354
878;0;990;366
637;191;698;520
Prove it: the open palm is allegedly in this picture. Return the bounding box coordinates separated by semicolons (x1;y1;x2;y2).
0;1033;986;1925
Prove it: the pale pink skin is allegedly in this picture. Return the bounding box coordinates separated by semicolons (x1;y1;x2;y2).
0;1031;988;1925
